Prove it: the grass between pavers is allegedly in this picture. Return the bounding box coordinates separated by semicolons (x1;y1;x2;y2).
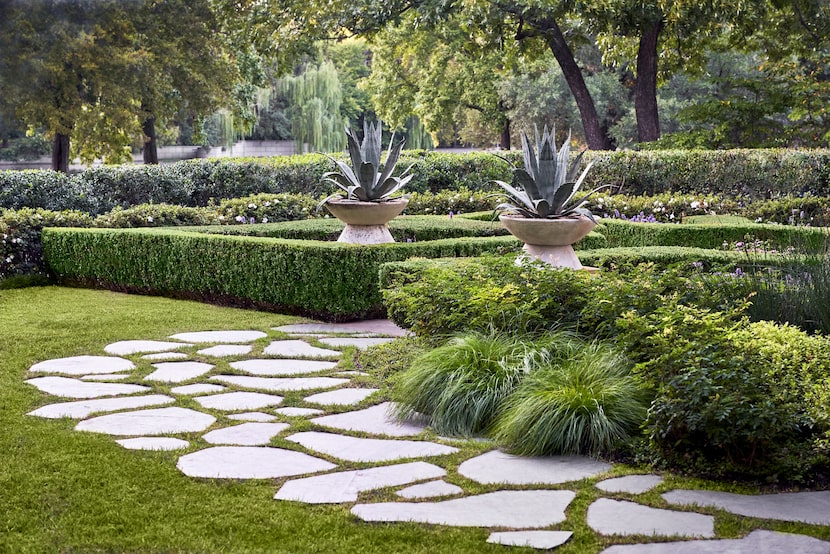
2;287;829;553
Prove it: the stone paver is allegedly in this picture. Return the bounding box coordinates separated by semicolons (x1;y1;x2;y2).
396;480;463;499
597;475;664;495
193;391;283;411
141;352;190;362
227;412;279;422
303;388;379;406
275;461;445;504
317;337;396;350
28;394;174;419
587;498;715;538
76;407;216;436
29;355;135;375
275;407;325;417
145;361;214;383
487;531;574;550
177;446;336;479
210;375;349;392
459;450;611;485
169;330;267;343
287;432;458;462
273;320;408;336
170;384;225;395
81;374;132;381
196;345;253;357
202;422;289;445
263;340;341;358
600;530;830;554
142;352;190;361
333;371;370;377
25;376;150;399
310;402;427;437
229;359;337;376
116;437;190;451
352;490;576;528
104;340;192;355
662;489;830;525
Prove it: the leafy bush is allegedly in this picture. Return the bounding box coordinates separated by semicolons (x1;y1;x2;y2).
404;187;505;216
0;208;93;280
393;332;532;436
742;195;830;226
0;170;97;213
493;336;646;456
94;204;218;228
42;228;517;320
213;193;317;224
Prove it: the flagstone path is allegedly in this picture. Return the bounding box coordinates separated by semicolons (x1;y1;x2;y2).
23;319;830;552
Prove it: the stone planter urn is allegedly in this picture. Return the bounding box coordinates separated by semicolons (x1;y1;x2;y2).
325;197;409;244
500;214;596;269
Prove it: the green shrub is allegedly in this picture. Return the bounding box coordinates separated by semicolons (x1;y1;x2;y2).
0;170;97;213
393;332;535;436
42;228;517;320
0;208;94;280
404;187;505;216
213;193;317;224
94;204;218;228
493;336;646;456
742;195;830;226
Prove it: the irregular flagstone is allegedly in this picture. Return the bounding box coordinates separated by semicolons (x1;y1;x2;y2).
141;352;190;361
596;475;664;495
273;320;408;337
600;530;830;554
396;480;463;499
333;371;370;377
662;489;830;525
104;340;192;355
275;407;325;417
487;531;573;550
317;337;396;350
587;498;715;538
29;355;135;375
81;374;131;381
303;388;379;406
227;412;279;422
275;461;445;504
28;394;174;419
310;402;427;437
196;345;253;357
76;407;216;436
202;422;290;445
117;437;190;451
286;431;458;462
262;340;341;359
177;446;336;479
230;359;337;376
144;361;214;383
170;384;225;395
458;450;611;485
352;490;576;528
210;375;349;392
169;330;267;343
25;376;150;399
193;391;283;411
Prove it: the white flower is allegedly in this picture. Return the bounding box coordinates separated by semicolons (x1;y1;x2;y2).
218;215;225;221
690;201;700;209
264;201;271;207
262;217;268;223
147;216;153;223
234;215;245;223
248;203;257;209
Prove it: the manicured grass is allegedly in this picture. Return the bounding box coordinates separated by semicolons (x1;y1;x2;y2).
3;287;830;553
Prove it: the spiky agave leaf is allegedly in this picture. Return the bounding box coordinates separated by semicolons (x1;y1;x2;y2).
492;180;535;213
377;137;406;187
361;120;382;170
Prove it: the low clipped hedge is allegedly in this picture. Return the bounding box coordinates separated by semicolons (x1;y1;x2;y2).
4;149;830;215
42;228;519;320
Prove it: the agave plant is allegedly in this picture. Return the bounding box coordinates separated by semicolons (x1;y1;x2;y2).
323;120;414;202
494;126;602;219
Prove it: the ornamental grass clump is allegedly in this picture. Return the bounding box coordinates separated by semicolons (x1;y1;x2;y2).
492;336;647;456
392;332;531;436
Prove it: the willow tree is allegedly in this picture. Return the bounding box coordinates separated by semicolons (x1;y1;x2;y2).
277;61;346;153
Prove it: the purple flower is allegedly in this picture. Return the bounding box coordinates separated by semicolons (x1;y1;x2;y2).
249;217;255;224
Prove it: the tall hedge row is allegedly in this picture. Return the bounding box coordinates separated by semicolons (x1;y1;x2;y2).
4;149;829;215
42;228;519;320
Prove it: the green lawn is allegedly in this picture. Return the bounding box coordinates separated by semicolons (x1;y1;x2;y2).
2;287;829;553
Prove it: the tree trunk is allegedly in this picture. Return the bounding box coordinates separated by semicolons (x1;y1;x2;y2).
542;19;612;150
500;117;511;150
142;114;159;164
635;19;664;143
51;133;70;173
